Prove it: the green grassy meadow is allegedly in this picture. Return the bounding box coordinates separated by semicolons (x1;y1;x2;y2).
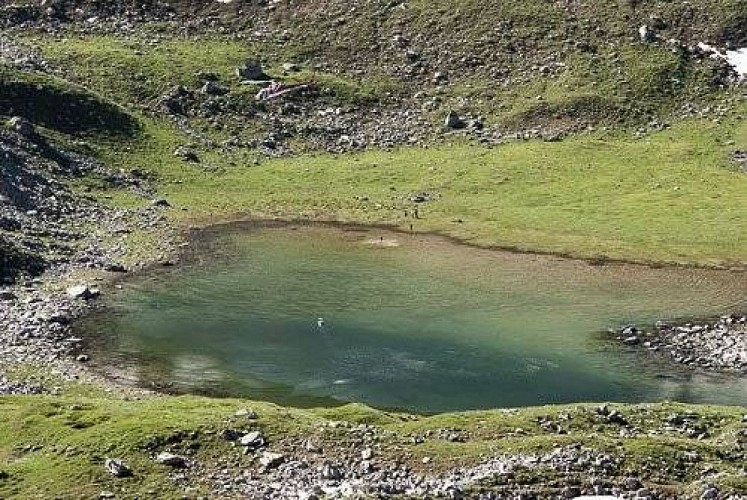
89;116;747;267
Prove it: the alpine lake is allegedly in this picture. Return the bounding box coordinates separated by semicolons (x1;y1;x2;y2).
79;223;747;413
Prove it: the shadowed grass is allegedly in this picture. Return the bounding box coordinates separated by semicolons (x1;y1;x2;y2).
0;65;139;136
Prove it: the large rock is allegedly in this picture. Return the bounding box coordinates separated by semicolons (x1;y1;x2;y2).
239;430;265;450
201;80;228;95
104;458;132;478
444;111;465;129
236;60;267;81
235;407;258;419
155;452;188;468
259;451;285;469
66;284;100;300
638;25;656;43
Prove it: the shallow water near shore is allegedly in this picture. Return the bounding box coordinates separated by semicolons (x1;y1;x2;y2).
81;223;747;412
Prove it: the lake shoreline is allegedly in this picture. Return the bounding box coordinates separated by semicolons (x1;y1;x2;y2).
184;215;747;273
65;217;746;405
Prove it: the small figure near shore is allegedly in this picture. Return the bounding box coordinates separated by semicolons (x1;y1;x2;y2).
316;317;325;328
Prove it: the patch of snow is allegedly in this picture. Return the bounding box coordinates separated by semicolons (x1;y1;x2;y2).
726;48;747;76
698;42;747;78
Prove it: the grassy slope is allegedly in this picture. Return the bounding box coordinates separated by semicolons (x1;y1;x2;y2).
9;32;744;267
95;118;746;266
1;394;745;498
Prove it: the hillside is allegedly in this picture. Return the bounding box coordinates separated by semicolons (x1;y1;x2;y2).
0;1;746;498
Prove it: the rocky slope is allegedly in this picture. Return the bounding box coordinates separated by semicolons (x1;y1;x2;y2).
0;116;176;392
3;0;747;155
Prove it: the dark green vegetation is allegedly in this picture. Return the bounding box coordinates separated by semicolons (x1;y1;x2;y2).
0;395;745;499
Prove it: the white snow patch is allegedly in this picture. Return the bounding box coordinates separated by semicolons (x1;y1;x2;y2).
698;42;747;77
726;47;747;76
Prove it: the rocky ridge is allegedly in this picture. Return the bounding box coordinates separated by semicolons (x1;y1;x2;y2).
3;0;747;158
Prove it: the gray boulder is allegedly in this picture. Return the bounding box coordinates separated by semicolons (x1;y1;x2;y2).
104;458;132;478
239;430;265;450
638;25;656;43
236;60;267;81
259;451;285;469
444;111;466;129
66;285;100;300
155;452;188;468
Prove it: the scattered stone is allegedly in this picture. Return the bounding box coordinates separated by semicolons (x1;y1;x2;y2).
173;146;199;163
200;80;228;95
235;408;258;419
614;316;747;373
321;462;344;480
236;60;266;81
409;191;438;203
624;477;643;491
66;285;100;300
104;458;132;478
444;110;466;129
151;198;171;208
639;25;656;43
732;150;747;173
701;486;719;500
220;429;242;441
239;430;265;450
258;451;285;470
155;452;188;468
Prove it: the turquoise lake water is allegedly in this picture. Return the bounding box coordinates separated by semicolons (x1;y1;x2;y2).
81;223;747;412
